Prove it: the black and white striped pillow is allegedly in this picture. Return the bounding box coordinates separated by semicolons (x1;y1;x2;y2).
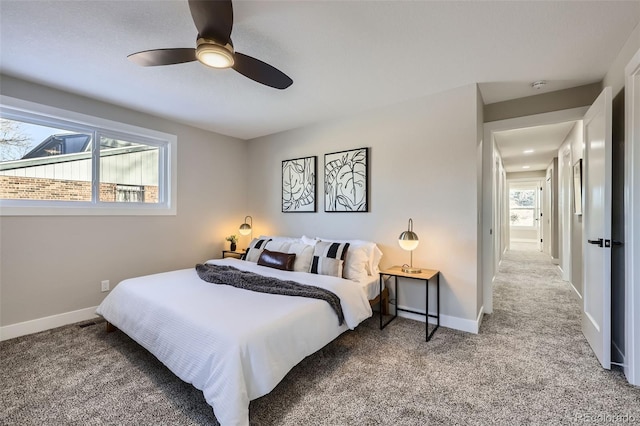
309;241;350;277
245;238;272;262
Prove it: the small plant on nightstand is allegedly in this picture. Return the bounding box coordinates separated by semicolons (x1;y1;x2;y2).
226;235;238;252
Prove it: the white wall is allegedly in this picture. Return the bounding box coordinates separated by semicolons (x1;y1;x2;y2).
603;22;640;96
545;157;559;260
558;133;573;281
246;84;482;331
557;121;584;297
0;76;248;334
476;86;485;314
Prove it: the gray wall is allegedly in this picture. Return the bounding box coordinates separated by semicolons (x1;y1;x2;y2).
0;75;248;327
484;83;602;123
506;171;546;180
246;84;483;328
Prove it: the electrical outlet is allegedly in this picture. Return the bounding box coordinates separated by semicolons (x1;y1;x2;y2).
101;280;110;292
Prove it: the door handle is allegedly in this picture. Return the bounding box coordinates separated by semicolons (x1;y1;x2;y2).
587;238;603;247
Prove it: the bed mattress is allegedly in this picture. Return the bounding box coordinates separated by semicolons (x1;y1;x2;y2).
96;258;373;425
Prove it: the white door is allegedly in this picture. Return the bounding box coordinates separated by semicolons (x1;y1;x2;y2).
582;87;612;369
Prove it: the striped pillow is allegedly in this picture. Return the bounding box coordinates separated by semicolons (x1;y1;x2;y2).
310;256;344;277
245;238;272;262
309;241;350;277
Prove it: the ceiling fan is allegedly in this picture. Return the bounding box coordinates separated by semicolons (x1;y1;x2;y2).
127;0;293;90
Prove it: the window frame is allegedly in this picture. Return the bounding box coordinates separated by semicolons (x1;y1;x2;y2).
0;96;177;216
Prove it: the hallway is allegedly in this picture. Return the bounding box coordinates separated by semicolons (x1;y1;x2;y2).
481;243;639;421
492;242;579;332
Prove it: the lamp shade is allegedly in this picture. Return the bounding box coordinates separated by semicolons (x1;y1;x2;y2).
239;216;252;236
398;218;419;251
398;233;419;251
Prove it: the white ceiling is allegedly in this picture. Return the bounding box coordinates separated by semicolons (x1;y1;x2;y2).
494;121;578;173
1;1;639;140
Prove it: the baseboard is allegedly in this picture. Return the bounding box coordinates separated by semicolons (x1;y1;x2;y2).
470;305;484;333
396;304;482;334
569;281;583;300
0;306;99;341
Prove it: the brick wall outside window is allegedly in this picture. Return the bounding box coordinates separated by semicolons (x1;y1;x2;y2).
0;176;158;203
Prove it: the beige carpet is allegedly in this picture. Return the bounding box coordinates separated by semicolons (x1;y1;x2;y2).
2;247;639;425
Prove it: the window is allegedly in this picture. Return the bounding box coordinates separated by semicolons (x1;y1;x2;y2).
509;188;536;227
98;136;159;204
0;96;176;215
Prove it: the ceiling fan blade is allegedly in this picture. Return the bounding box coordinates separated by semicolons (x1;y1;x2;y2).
188;0;233;44
232;53;293;90
128;48;197;66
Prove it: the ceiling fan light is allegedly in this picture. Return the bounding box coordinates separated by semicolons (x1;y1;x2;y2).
196;39;234;69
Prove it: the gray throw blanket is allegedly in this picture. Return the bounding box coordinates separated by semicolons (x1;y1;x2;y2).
195;264;345;325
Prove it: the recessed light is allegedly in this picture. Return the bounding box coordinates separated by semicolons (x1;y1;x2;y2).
523;149;534;154
522;166;530;169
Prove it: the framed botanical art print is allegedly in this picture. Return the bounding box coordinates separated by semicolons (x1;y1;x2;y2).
282;156;317;212
324;147;369;212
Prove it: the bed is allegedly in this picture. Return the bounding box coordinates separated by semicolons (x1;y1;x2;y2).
96;237;385;426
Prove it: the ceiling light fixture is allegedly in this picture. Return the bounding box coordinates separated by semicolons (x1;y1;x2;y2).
524;149;534;154
196;38;235;69
531;80;546;90
522;165;531;169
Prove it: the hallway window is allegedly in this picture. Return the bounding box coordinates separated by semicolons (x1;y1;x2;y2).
510;188;536;227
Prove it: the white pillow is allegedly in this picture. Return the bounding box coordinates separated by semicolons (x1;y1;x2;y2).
300;235;318;246
342;245;370;282
259;235;302;244
371;245;383;273
316;237;379;276
264;240;293;253
287;243;315;272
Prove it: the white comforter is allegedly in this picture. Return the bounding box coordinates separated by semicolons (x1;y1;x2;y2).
96;258;373;426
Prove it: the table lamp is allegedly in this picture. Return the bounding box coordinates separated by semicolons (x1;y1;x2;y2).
238;215;253;241
398;218;421;273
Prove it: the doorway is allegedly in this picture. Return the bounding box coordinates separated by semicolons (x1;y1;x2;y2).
508;180;541;249
482;107;588;314
483;69;640;385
